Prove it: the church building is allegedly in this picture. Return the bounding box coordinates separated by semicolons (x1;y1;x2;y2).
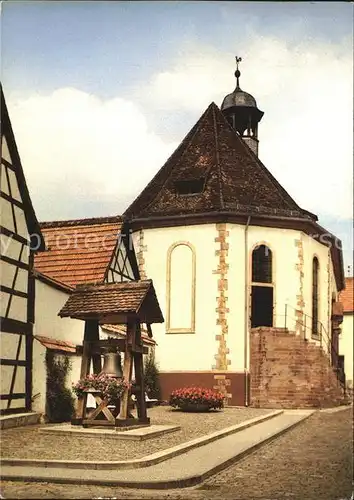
124;59;346;407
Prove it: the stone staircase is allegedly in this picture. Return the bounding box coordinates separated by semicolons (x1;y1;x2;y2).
250;327;347;408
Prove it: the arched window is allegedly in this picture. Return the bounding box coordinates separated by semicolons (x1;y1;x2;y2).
312;257;319;336
166;242;196;333
251;244;273;328
252;245;272;283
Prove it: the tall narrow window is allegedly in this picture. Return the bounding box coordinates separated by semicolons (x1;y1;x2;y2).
251;245;273;328
166;242;196;333
312;257;319;336
252;245;272;284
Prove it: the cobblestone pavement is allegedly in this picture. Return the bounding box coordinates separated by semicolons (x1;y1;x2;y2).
1;407;269;461
1;408;353;500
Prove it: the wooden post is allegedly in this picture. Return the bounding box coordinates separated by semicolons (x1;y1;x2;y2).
73;339;91;424
117;319;134;421
85;319;101;374
133;322;148;422
72;319;100;425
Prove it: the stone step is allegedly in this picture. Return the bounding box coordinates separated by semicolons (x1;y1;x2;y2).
0;412;41;430
0;410;314;488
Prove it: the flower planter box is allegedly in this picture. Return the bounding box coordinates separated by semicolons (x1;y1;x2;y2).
169;387;225;412
179;403;212;412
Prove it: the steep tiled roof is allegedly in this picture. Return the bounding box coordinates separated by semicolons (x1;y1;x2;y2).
34;216;122;287
339;277;354;313
59;280;164;324
124;102;316;222
101;324;156;346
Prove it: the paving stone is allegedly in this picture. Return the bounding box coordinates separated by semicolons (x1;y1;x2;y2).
0;410;313;487
1;407;352;499
1;406;270;461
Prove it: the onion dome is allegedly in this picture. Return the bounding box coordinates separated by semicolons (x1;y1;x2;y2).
221;57;264;138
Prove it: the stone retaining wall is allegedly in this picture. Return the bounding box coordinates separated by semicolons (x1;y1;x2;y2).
250;327;345;408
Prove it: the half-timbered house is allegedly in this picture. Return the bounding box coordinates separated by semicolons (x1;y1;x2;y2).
1;86;45;415
32;216;156;415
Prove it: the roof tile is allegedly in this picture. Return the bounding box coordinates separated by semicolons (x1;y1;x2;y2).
339;277;354;313
59;280;164;324
34;216;122;287
124;102;315;222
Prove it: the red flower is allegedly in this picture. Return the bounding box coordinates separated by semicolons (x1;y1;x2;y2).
169;386;224;410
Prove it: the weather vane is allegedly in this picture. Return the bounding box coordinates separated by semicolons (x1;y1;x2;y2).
235;56;242;88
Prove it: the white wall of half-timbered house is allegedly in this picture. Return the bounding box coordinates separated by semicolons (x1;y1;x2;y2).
1;132;33;412
32;279;83;414
105;237;136;283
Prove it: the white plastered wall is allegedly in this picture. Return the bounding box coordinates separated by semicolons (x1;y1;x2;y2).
32;279;83;414
0;156;31;407
0;333;26;410
229;224;303;371
136;222;340;374
339;313;353;387
135;225;218;372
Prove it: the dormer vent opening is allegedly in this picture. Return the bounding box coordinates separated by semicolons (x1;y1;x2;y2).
175;178;205;196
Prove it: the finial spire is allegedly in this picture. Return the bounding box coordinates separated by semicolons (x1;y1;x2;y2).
235;56;242;88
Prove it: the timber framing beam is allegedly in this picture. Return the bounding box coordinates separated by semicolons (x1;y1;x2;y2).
0;317;32;335
0;285;28;299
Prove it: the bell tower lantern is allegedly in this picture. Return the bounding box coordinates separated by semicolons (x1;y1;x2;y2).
221;57;264;156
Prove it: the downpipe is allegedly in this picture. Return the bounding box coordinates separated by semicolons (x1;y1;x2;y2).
244;216;251;406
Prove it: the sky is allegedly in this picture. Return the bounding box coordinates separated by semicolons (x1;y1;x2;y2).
1;1;353;272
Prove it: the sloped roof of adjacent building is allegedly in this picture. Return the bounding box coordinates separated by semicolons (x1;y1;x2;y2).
34;216;122;288
34;335;76;353
124;102;317;222
1;85;45;251
101;324;156;346
339;277;354;313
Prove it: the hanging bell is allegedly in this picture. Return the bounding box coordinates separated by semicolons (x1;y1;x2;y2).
101;351;123;378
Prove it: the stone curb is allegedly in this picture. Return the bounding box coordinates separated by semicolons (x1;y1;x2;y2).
318;404;352;414
39;423;182;441
0;412;40;430
1;409;283;470
0;411;314;489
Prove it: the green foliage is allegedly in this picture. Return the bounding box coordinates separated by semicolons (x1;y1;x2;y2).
45;351;75;423
144;349;161;399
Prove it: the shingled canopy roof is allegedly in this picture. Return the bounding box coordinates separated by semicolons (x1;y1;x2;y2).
59;280;164;324
34;216;122;287
124;102;317;222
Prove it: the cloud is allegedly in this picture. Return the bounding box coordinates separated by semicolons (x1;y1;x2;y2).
138;36;353;219
7;89;178;220
6;34;353;223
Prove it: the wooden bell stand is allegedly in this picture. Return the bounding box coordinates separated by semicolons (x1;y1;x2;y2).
72;317;150;428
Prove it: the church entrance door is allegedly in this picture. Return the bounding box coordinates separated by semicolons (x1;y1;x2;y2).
251;285;273;328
